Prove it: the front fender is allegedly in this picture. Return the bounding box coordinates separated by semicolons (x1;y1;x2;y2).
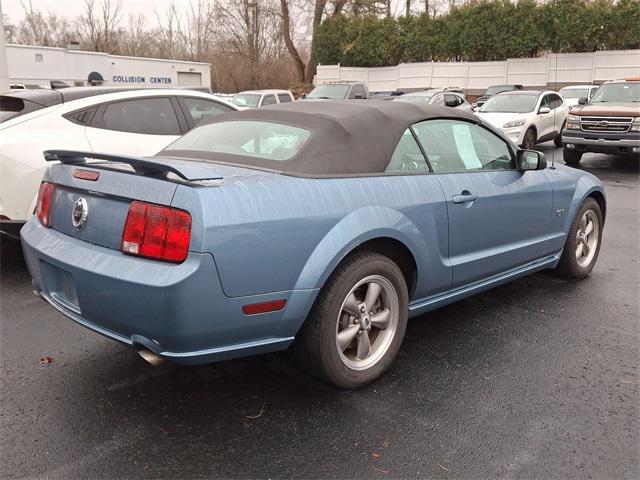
293;206;430;293
563;175;606;233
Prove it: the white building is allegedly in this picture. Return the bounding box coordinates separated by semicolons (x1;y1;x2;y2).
4;44;211;90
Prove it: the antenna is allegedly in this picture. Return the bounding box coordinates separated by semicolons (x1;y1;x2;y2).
551;52;558;169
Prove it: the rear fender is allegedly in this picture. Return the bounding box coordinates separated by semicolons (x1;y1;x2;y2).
293;206;429;293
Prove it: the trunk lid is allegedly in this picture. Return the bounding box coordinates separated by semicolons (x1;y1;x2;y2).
43;151;264;251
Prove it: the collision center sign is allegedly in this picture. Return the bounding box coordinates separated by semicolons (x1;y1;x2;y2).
112;75;172;84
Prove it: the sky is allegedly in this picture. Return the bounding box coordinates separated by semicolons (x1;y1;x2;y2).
2;0;411;25
1;0;201;23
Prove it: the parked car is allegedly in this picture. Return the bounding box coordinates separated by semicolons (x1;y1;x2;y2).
305;82;370;100
476;90;569;149
21;100;605;389
475;84;524;108
0;86;155;124
562;78;640;166
0;89;237;229
559;85;599;107
231;89;295;109
394;89;473;112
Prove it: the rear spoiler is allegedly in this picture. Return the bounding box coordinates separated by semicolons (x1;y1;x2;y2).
43;150;222;183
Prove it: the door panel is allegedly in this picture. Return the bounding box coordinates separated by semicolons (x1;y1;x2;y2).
437;171;553;287
412;118;553;287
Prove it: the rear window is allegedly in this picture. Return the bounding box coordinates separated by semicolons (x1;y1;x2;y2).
165;120;310;161
0;96;43;123
232;94;261;108
277;93;292;103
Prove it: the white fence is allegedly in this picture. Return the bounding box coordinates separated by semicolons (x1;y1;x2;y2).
316;50;640;93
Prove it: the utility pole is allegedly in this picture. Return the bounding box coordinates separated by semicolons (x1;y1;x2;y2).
0;2;10;93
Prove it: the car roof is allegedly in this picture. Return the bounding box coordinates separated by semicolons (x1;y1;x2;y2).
2;86;153;107
162;99;478;177
499;90;544;96
237;89;291;95
560;85;596;89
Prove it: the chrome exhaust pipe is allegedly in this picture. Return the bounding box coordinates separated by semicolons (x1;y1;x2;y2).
138;348;166;366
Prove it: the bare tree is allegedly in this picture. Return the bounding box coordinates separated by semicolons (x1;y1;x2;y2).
280;0;306;82
79;0;123;53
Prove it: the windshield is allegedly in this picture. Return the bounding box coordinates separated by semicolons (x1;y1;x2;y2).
394;94;434;104
480;94;538;113
590;83;640;103
485;86;513;96
559;87;590;99
232;94;261;108
307;84;350;100
164;120;310;161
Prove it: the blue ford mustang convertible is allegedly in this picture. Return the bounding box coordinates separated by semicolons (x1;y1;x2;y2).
21;101;605;388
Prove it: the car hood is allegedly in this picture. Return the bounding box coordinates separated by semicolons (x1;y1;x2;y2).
570;102;640;116
476;111;526;128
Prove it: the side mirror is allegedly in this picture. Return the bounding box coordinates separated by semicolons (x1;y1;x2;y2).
538;106;551;115
300;93;307;99
472;106;480;112
578;97;588;105
354;93;364;99
517;149;547;171
445;99;457;107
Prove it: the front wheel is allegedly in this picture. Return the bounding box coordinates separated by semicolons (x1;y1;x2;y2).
294;251;408;389
563;147;583;166
522;128;536;150
554;198;603;279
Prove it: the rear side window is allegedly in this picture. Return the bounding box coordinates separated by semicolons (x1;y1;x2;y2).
277;93;292;103
261;95;277;106
0;96;43;123
165;120;310;161
64;107;97;126
182;97;233;125
96;98;180;135
386;129;429;173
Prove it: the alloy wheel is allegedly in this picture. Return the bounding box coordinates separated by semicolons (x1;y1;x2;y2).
575;209;599;268
335;275;399;371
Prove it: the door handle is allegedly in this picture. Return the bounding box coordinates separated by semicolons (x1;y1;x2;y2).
452;191;478;204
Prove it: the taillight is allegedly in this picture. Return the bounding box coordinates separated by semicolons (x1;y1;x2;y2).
36;182;55;227
121;201;192;263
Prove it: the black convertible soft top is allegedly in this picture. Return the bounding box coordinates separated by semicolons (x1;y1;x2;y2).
160;100;481;177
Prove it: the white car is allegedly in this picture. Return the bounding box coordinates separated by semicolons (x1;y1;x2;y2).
231;89;295;109
475;90;569;150
394;89;473;112
0;88;237;226
559;85;599;107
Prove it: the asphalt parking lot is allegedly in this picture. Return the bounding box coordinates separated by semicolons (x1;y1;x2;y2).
1;145;638;479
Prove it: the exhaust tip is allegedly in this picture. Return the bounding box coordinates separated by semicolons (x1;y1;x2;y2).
138;348;166;367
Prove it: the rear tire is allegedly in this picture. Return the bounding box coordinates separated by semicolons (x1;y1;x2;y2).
294;251;408;389
563;147;583;166
554;197;603;279
522;128;536;150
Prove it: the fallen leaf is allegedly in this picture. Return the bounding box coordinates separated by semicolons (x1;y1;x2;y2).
372;452;380;459
436;463;449;472
39;356;53;365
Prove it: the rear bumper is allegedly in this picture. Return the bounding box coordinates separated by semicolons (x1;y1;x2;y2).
21;220;318;365
562;130;640;155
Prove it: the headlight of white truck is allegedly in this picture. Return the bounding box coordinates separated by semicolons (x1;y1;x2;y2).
631;117;640;132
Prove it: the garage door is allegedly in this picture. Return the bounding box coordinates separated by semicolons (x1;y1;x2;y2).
177;72;202;87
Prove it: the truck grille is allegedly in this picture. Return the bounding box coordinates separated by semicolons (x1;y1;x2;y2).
580;116;633;133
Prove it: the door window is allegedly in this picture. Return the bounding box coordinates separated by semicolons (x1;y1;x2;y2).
261;95;277;106
444;94;462;107
349;85;366;99
96;98;181;135
412;119;514;173
539;95;552;110
183;97;233;125
385;129;429;173
549;94;563;109
277;93;292;103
